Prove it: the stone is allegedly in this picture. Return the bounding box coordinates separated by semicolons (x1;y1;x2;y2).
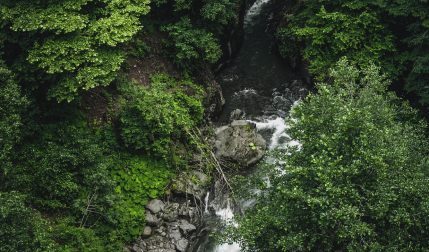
145;212;159;227
230;120;248;126
162;209;178;222
229;109;243;122
155;226;165;234
273;96;292;111
168;228;182;241
166;220;179;226
178;203;189;217
142;226;151;238
176;239;189;252
192;170;208;184
147;250;175;252
171;171;209;200
146;199;165;214
213;120;266;168
132;244;144;252
179;219;196;234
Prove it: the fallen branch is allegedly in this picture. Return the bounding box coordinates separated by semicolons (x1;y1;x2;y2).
185;126;231;189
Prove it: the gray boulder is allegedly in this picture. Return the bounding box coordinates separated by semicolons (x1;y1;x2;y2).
168;227;182;241
229;109;243;122
179;219;196;234
176;239;189;252
145;212;159;227
162;209;178;222
132;244;144;252
171;171;208;200
213;120;266;167
146;199;165;214
142;226;152;238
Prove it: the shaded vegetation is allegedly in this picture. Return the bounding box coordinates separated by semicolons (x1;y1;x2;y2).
2;0;429;250
220;58;429;251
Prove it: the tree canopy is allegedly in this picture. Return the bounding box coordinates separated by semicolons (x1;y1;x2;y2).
219;58;429;251
277;0;429;105
0;0;149;102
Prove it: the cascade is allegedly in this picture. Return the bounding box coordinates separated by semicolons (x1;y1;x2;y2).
190;0;308;250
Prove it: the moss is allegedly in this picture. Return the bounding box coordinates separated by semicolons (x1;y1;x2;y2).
245;125;251;131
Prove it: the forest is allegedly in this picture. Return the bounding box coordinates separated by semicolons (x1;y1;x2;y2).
1;0;429;251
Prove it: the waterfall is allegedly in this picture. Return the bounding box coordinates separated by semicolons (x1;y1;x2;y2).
189;0;308;250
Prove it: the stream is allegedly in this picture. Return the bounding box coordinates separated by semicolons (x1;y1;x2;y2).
189;0;308;251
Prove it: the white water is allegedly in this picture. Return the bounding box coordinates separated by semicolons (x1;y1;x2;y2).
204;192;210;214
191;0;308;250
212;201;241;252
203;116;297;252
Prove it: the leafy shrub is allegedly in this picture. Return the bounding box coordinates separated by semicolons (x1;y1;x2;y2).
128;39;152;58
277;3;406;80
119;73;204;156
51;217;123;252
0;64;29;184
111;154;172;242
200;0;239;25
7;120;120;227
404;21;429;106
163;16;222;71
0;192;56;252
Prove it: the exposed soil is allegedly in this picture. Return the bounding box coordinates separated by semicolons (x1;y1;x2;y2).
79;32;184;126
127;32;182;86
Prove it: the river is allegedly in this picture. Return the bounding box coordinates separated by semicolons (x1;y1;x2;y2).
188;0;308;251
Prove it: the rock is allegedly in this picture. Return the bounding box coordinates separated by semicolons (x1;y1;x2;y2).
147;250;175;252
146;199;165;214
132;244;144;252
229;109;243;122
230;120;248;126
155;226;165;234
142;226;152;238
188;207;198;222
179;219;196;234
178;203;189;217
273;96;292;111
171;171;209;200
213;120;266;167
193;171;208;184
168;227;182;241
176;239;189;252
162;209;178;222
145;212;159;227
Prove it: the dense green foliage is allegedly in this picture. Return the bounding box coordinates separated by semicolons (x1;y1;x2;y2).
111;154;172;241
163;16;222;70
119;73;204;156
0;0;236;248
0;0;150;102
0;63;29;179
4;0;429;250
404;21;429;106
0;192;56;252
0;0;239;101
220;58;429;251
277;0;429;105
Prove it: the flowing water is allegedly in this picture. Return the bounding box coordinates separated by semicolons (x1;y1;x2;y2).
189;0;307;251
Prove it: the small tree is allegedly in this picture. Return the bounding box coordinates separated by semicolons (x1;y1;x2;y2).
219;58;429;251
0;192;56;252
